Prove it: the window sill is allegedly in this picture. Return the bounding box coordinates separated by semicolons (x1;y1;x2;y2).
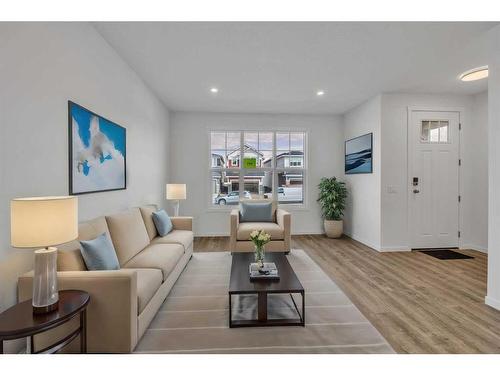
206;204;309;213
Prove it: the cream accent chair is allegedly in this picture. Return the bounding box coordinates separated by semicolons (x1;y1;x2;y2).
18;205;193;353
229;200;291;252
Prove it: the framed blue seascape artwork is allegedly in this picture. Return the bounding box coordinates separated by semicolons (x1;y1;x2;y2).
68;101;126;195
345;133;373;174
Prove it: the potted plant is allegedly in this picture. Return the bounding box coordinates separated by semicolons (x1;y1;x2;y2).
317;177;348;238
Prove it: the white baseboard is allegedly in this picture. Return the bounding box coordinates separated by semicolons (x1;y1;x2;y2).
485;295;500;311
194;232;228;237
343;232;381;252
194;230;325;237
460;243;488;253
379;246;411;252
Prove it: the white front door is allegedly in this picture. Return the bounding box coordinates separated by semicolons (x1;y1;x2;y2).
408;110;460;249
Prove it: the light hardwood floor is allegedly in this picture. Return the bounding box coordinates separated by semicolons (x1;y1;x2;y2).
193;235;500;354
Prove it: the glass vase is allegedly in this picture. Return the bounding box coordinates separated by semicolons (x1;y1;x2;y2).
254;245;265;269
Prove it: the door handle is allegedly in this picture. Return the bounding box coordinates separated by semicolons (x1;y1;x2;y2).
413;189;420;194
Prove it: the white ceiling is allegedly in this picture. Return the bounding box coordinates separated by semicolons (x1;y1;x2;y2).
94;22;495;115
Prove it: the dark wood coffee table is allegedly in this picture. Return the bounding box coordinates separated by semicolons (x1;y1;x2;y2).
229;252;305;328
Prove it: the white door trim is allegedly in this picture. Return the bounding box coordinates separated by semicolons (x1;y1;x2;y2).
407;106;464;249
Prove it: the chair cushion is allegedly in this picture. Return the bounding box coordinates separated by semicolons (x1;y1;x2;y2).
240;201;273;222
130;268;162;314
152;209;173;236
123;243;184;281
139;205;159;241
151;230;193;250
106;208;151;266
240;199;277;221
79;232;120;271
237;222;284;241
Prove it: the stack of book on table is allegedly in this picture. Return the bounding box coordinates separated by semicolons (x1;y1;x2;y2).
249;262;280;280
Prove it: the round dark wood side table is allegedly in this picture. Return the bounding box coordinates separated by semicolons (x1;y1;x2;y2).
0;290;90;354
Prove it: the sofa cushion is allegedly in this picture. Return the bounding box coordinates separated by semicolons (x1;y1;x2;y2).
237;222;284;241
79;216;111;241
106;208;151;265
240;201;273;222
151;229;193;250
152;209;173;236
57;247;87;271
79;232;120;271
123;243;184;281
57;216;111;271
130;268;162;315
139;205;159;241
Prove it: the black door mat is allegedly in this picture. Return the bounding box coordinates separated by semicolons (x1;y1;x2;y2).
418;249;474;260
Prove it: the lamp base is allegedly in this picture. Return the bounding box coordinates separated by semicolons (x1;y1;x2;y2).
173;200;180;217
32;247;59;315
33;301;59;315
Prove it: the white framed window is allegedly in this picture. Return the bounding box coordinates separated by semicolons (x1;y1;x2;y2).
209;130;306;207
420;120;449;143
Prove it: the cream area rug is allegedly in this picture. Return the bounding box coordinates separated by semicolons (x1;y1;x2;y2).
134;250;394;354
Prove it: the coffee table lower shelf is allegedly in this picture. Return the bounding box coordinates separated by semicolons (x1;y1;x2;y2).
229;291;305;328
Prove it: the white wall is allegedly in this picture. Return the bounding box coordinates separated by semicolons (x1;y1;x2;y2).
486;25;500;311
379;93;487;251
0;23;171;330
343;96;382;250
463;91;489;252
341;93;488;253
169;112;344;237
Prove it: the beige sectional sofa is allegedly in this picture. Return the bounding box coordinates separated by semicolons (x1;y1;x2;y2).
18;205;193;353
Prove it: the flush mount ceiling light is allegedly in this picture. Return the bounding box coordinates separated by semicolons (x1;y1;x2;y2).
459;66;488;82
316;90;325;96
210;87;219;93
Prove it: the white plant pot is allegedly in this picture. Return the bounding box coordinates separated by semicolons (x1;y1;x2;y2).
324;220;343;238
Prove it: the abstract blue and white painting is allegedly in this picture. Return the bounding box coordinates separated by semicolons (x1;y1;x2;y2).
345;133;373;174
69;102;126;194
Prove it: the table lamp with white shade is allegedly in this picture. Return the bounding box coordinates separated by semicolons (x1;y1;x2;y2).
11;196;78;314
166;184;186;216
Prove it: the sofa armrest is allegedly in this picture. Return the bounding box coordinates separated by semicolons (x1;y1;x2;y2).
171;216;193;231
276;208;291;251
18;269;138;353
229;209;240;251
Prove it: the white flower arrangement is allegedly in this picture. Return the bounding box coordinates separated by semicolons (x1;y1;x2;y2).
249;229;271;248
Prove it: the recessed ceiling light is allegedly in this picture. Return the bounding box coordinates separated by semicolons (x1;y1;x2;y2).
316;90;325;96
459;66;488;82
210;87;219;93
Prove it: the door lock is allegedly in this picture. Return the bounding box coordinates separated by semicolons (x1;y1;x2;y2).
413;189;420;194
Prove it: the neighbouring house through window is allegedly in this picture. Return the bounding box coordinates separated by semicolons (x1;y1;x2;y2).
210;131;306;206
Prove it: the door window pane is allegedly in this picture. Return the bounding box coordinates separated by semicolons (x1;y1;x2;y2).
439;121;449;142
421;120;449;144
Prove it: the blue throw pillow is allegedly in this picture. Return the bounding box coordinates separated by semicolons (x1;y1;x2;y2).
240;201;273;222
152;209;173;236
79;232;120;271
